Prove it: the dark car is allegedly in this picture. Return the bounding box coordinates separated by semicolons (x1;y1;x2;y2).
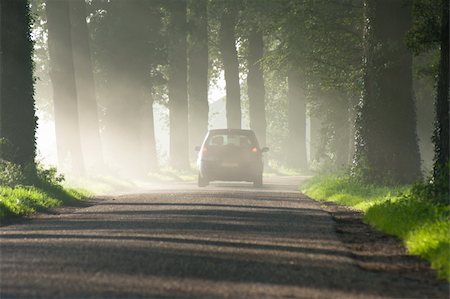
196;129;269;187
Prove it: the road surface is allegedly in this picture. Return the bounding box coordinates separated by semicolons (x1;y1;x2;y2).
0;176;448;298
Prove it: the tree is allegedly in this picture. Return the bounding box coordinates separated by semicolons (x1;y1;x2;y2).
242;0;273;147
287;70;307;169
353;0;422;184
69;0;103;170
167;0;190;170
432;0;449;197
187;0;209;155
247;27;267;146
90;0;161;175
0;0;37;168
259;0;363;170
46;0;85;175
219;4;241;129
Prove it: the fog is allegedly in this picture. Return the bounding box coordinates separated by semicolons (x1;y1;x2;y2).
35;80;223;166
29;0;437;187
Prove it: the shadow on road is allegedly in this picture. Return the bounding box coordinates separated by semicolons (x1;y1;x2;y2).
1;190;447;298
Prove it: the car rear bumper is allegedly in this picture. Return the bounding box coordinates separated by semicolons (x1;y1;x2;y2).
199;160;263;182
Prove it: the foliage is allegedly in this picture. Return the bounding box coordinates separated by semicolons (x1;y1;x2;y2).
258;0;364;170
408;0;448;200
407;0;442;55
415;164;450;205
26;0;444;175
0;160;64;187
0;161;88;219
0;160;28;187
302;175;450;281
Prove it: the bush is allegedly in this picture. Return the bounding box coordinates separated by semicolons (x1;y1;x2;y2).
35;164;65;186
0;160;27;187
0;161;86;219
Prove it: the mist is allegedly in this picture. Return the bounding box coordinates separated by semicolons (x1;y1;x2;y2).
28;0;438;187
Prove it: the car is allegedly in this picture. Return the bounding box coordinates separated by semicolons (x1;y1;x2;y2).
195;129;269;187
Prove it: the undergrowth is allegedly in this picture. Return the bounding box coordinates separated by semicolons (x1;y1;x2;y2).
0;161;89;220
302;175;450;281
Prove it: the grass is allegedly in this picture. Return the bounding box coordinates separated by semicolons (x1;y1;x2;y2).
302;175;450;281
0;184;88;220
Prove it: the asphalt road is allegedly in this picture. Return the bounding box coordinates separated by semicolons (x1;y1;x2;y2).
0;176;447;298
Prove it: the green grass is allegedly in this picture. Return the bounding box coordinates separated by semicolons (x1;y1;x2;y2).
0;185;88;220
302;175;450;281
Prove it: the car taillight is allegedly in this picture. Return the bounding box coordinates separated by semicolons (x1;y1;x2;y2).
251;147;258;153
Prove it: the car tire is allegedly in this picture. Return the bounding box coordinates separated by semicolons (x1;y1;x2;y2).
253;175;263;188
198;174;209;187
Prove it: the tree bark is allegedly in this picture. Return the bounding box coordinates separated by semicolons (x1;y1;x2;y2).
309;115;322;164
247;28;267;146
168;0;190;170
287;71;307;169
69;0;103;171
0;0;2;153
353;0;421;184
219;8;241;129
46;0;85;175
333;101;351;168
0;0;36;167
187;0;209;155
432;0;449;192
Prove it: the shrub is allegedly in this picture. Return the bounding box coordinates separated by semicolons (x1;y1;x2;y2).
0;160;27;187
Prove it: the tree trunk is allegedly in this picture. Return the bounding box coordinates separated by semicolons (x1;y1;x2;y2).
69;0;104;171
187;0;209;156
287;71;307;169
247;28;267;146
353;0;421;184
309;114;322;164
141;99;158;172
333;102;351;168
219;9;241;129
0;0;2;157
46;0;85;175
168;0;190;170
432;0;449;194
0;0;36;168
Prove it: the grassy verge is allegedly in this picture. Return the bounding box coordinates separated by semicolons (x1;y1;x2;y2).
302;175;450;281
0;162;90;221
0;185;88;220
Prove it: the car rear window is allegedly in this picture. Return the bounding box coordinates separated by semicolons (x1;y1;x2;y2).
207;134;255;148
